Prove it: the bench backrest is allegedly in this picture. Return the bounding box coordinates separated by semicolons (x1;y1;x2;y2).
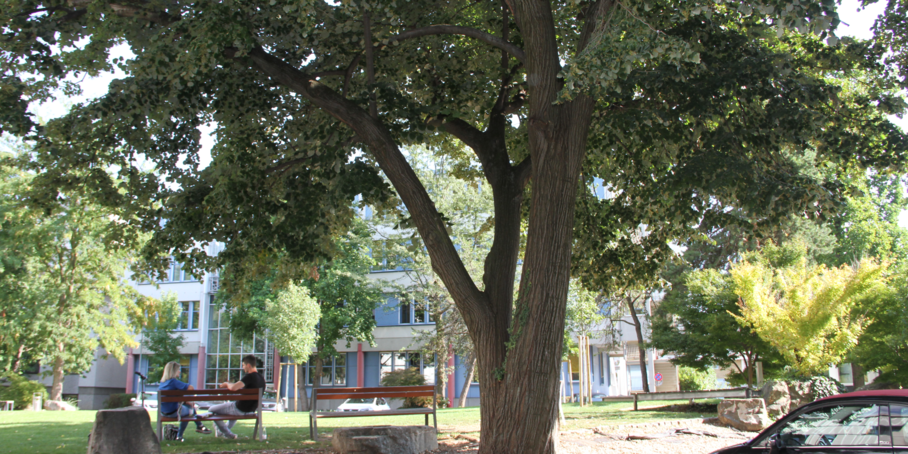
312;385;435;402
159;388;262;403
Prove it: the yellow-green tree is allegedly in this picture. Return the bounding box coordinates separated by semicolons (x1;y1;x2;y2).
730;246;887;376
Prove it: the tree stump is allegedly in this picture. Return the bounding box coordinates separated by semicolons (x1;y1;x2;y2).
332;426;438;454
87;407;162;454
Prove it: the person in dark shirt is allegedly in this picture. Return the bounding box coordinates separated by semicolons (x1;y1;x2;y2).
201;355;265;439
158;361;212;441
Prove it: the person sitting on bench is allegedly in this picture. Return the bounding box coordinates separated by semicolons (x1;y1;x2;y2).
201;355;265;439
158;361;212;441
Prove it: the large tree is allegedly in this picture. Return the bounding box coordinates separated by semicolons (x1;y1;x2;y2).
3;1;907;451
0;151;163;400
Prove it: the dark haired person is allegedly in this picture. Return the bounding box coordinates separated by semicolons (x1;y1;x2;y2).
201;355;265;439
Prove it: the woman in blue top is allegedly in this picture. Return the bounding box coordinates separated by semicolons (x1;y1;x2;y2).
159;361;211;441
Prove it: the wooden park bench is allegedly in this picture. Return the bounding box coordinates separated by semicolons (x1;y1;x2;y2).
157;388;264;441
309;385;437;441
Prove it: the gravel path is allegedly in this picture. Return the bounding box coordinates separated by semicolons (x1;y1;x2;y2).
431;419;759;454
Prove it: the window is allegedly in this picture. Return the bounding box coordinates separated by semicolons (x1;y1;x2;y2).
568;355;580;381
892;404;908;447
156;257;198;283
304;355;347;386
204;297;272;388
838;363;853;385
599;353;605;385
379;351;434;384
176;301;199;330
398;301;432;325
773;404;882;447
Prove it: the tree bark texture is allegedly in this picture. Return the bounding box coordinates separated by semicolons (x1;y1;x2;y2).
627;303;651;393
51;347;65;402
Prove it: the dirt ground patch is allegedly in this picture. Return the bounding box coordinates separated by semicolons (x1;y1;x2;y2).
187;419;757;454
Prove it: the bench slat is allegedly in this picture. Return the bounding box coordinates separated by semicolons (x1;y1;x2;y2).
159;389;259;395
315;385;435;394
160;395;259;402
314;408;433;418
312;392;433;400
161;415;258;422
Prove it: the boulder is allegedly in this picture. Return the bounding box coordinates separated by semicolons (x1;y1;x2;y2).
788;380;813;409
87;407;162;454
718;398;771;432
332;426;438;454
761;380;790;420
44;400;77;411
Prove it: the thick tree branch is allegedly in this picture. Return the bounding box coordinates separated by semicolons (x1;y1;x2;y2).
514;156;531;187
387;25;525;63
229;46;490;322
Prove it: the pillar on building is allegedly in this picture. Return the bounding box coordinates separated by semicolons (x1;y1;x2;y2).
447;345;455;403
125;348;135;394
273;347;280;387
357;343;364;388
197;345;206;389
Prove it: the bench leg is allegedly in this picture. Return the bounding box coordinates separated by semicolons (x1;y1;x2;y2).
425;414;428;426
156;412;162;441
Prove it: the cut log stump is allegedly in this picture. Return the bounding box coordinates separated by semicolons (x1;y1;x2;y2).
87;407;162;454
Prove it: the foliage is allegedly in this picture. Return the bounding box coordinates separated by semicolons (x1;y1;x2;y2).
260;282;321;364
0;150;168;399
677;367;717;391
380;367;429;408
850;263;908;386
3;0;907;450
142;293;184;383
103;393;136;409
0;372;47;410
224;217;381;378
730;243;888;375
651;266;782;388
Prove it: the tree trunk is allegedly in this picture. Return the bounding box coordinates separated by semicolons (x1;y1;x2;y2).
627;303;651;393
311;355;323;411
11;344;25;373
51;347;65;401
852;363;865;389
297;363;310;411
458;356;475;408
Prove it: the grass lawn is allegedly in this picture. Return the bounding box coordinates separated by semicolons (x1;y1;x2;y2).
0;400;718;454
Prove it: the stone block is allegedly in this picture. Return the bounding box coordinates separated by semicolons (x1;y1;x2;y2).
87;407;162;454
761;380;790;420
332;425;438;454
718;398;770;432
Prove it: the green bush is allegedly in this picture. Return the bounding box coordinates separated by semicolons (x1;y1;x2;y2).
104;393;137;409
0;373;48;410
380;368;429;408
678;366;718;391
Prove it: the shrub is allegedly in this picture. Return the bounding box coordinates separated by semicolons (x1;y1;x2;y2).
678;366;718;391
0;373;48;410
380;368;428;408
104;393;137;409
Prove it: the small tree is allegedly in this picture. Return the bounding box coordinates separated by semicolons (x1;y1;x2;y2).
731;245;888;376
143;293;185;383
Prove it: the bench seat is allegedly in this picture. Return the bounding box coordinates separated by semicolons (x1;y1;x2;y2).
157;388;263;441
315;408;435;418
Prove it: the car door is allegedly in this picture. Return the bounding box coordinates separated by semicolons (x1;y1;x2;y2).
891;404;908;453
773;402;892;454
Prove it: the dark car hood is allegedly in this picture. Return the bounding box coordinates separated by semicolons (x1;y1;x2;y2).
709;442;748;454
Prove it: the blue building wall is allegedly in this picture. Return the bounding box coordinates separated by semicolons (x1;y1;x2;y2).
453;354;480;398
364;352;381;387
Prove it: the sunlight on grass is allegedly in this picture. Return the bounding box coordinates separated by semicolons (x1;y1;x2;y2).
0;400;718;454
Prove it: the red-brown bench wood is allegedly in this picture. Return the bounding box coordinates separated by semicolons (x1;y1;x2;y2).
156;388;263;441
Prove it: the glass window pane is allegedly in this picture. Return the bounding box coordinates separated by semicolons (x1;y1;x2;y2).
395;353;407;370
228;355;239;369
190;302;199;330
380;353;392;367
229;369;240;382
254;336;265;353
399;303;411;324
207;354;217;369
779;404;881;447
335;355;346;366
335;366;346;385
892;404;908;447
321;367;332;385
218;330;230;353
206;370;217;384
208;329;218;350
216;370;228;383
408;353;421;369
414;303;426;324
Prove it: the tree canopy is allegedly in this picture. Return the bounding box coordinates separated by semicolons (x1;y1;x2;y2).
3;0;907;451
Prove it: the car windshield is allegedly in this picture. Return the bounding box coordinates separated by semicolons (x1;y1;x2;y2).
346;398;374;404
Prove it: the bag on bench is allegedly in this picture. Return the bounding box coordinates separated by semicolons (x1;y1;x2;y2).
163;424;180;441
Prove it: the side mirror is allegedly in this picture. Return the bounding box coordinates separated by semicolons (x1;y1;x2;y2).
769;433;786;454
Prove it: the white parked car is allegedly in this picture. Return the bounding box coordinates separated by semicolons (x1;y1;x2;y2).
337;397;390;412
130;392;159;410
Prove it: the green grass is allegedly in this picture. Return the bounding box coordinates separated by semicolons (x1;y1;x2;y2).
0;400;718;454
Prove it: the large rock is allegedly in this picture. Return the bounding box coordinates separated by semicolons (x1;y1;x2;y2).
718;398;771;432
332;426;438;454
44;400;77;411
87;407;162;454
788;380;813;409
761;380;790;420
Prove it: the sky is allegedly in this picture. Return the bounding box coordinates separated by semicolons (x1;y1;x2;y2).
24;0;908;227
